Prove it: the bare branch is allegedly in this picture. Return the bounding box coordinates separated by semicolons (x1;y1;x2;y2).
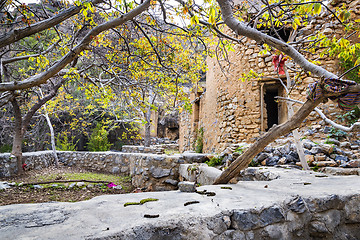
276;96;360;132
339;63;360;79
2;39;61;65
22;78;65;133
0;0;103;48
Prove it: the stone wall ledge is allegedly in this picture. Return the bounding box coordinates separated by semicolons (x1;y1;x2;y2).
1;167;360;239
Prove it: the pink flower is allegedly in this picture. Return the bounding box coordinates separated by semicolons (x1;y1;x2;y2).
107;182;117;188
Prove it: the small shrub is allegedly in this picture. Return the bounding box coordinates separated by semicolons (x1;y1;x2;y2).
205;155;223;167
56;133;78;151
194;127;204;153
336;108;360;125
328;127;347;140
0;144;12;153
87;123;112;152
248;159;259;167
235;146;247;154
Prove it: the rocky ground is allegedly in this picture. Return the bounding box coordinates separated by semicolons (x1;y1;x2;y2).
218;129;360;171
0;166;134;206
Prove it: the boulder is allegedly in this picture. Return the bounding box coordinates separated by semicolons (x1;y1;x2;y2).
178;181;196;192
319;144;334;155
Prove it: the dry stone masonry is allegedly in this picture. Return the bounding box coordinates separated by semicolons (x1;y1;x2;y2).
0;150;211;191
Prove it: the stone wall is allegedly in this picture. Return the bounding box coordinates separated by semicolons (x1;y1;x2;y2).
122;144;179;154
0;151;210;191
179;0;360;154
112;194;360;240
211;194;360;240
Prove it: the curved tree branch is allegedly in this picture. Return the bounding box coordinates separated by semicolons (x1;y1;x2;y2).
216;0;337;79
276;96;360;132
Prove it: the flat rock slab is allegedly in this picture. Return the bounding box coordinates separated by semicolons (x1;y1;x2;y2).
1;167;360;239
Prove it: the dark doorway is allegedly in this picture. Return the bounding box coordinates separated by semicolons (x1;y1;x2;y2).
264;86;279;131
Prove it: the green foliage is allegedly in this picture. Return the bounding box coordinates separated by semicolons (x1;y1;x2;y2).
248;159;259;167
328;127;347;140
0;144;12;153
311;165;320;172
235;146;245;154
33;171;131;185
205;155;223;167
339;49;360;83
195;127;204;153
324;139;336;145
87;123;112;152
56;133;78;151
187;164;199;173
164;149;180;155
337;108;360;125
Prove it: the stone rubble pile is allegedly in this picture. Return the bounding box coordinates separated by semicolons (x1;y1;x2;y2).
217;137;360;170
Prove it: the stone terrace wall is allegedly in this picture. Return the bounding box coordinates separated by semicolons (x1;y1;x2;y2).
0;151;210;191
114;194;360;240
179;0;360;154
122;144;179;154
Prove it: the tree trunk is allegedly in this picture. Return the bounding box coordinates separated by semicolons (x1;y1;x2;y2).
144;90;155;147
43;104;59;166
40;89;59;166
10;98;24;175
284;67;309;170
144;109;151;147
213;98;323;184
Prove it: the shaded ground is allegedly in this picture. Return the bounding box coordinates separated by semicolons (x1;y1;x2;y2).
0;166;134;206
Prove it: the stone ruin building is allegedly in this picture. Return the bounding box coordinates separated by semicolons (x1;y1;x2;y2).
179;0;360;153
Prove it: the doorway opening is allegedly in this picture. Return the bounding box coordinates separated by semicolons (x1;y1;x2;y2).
261;83;286;132
264;86;279;130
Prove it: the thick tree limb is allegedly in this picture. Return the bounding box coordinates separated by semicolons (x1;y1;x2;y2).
0;0;103;48
213;98;324;184
0;0;150;92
